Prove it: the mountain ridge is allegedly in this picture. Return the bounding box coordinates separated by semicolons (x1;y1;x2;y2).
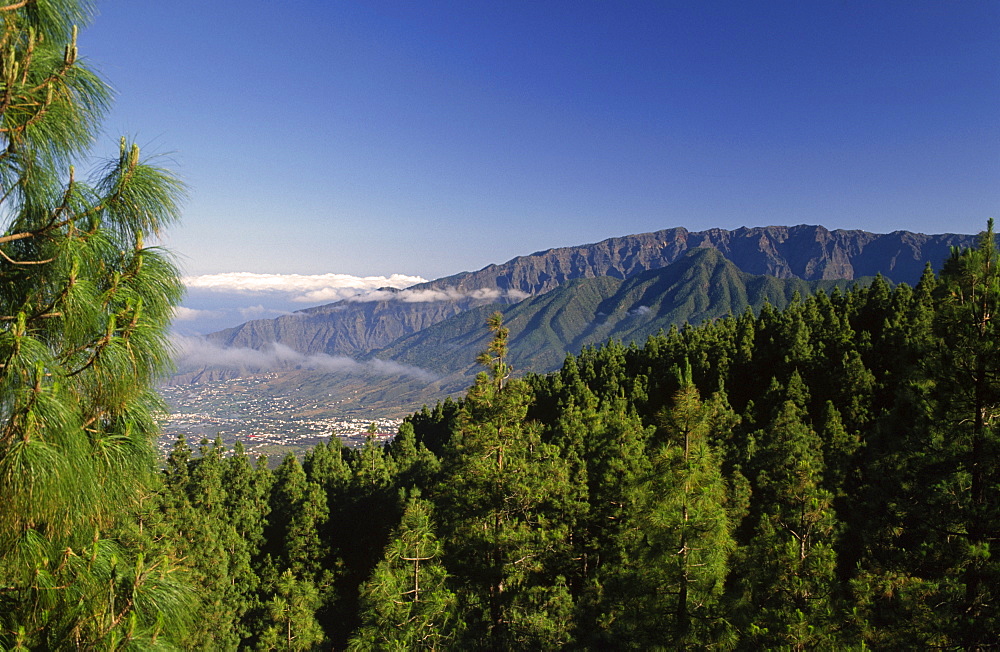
413;224;969;295
370;248;866;381
169;248;872;417
204;224;972;360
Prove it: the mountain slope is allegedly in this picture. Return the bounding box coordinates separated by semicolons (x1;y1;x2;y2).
371;248;864;381
373;275;625;378
418;224;969;294
590;248;865;345
206;288;520;357
191;248;870;419
204;225;972;360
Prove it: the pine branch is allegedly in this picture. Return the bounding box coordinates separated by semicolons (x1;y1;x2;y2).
0;246;54;264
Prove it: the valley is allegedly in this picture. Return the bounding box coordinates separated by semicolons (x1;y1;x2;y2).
158;374;402;461
166;230;968;452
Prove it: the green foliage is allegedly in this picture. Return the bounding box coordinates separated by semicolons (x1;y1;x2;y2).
436;313;578;648
389;421;442;489
856;219;1000;647
264;455;330;582
38;218;993;647
348;495;460;650
256;570;324;651
738;398;842;649
602;384;737;648
0;1;189;647
154;437;269;649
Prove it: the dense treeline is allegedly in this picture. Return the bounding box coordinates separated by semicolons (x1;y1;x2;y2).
153;227;999;649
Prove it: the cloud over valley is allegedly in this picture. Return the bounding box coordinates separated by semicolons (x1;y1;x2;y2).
183;272;427;303
174;272;428;335
173;271;531;336
172;335;437;382
344;287;530;303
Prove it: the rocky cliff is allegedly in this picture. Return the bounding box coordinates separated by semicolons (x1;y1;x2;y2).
424;224;970;295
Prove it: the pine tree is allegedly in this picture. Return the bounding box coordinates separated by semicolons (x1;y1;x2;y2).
0;1;190;646
604;382;736;648
264;454;330;582
151;438;269;649
253;455;332;646
348;494;461;650
404;397;461;457
816;400;860;500
389;421;441;490
302;437;351;497
256;570;325;652
738;396;842;649
437;313;576;649
354;431;398;490
938;220;1000;627
178;439;245;648
863;219;1000;647
161;434;196;529
220;440;271;645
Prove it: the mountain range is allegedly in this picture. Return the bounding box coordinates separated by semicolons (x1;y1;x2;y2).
177;224;975;415
372;248;865;380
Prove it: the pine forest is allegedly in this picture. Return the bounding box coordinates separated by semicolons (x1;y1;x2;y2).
1;1;998;650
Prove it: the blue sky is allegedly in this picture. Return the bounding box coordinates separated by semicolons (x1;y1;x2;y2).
77;1;999;331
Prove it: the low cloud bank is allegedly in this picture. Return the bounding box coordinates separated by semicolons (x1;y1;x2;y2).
345;287;530;303
172;335;438;382
238;304;290;319
173;273;532;337
183;272;427;303
172;306;224;321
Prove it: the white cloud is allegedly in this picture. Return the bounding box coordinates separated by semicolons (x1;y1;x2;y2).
171;335;437;381
183;272;427;303
174;273;532;337
172;306;224;321
294;288;366;303
238;304;289;319
628;305;652;317
345;287;531;303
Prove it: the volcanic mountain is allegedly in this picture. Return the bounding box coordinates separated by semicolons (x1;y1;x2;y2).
205;224;971;360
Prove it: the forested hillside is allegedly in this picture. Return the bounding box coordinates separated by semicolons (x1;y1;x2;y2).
1;2;996;649
205;225;973;360
152;226;999;649
373;248;865;381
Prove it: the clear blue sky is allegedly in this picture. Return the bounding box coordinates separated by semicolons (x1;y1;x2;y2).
81;0;999;282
